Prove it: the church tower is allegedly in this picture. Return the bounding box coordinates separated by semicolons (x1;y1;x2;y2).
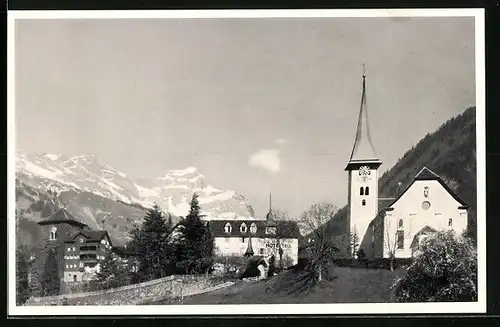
345;68;382;257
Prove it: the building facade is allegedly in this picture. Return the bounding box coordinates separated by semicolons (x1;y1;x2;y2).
30;208;113;295
208;217;301;267
346;73;469;259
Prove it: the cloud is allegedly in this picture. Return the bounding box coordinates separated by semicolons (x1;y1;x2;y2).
275;138;287;145
248;148;281;173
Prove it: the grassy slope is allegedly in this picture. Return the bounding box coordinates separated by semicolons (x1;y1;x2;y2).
304;106;477;245
156;267;406;304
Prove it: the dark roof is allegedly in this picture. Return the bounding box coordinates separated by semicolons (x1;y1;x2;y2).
414;167;441;180
37;208;88;228
378;198;395;211
244;237;254;256
67;230;112;246
208;220;301;238
380;166;468;213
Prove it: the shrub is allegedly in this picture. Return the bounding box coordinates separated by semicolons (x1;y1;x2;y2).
392;231;477;302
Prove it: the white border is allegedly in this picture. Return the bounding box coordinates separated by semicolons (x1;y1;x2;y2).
7;8;486;316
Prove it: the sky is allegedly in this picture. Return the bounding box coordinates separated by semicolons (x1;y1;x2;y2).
14;16;476;219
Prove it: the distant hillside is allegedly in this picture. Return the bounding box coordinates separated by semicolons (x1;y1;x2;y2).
15;180;151;252
304;106;477;245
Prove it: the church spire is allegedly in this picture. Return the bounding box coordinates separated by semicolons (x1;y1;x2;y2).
346;66;381;170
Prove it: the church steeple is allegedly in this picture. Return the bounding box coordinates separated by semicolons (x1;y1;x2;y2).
346;66;381;170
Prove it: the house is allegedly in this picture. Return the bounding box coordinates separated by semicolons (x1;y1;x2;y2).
345;71;468;259
207;209;301;267
30;208;113;295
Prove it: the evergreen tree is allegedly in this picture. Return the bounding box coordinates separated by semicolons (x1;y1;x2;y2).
95;252;126;290
41;248;60;296
177;193;214;274
127;204;174;282
16;246;31;305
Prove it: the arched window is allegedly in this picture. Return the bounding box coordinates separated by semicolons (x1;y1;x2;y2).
240;222;247;233
362;199;366;206
360;187;364;195
250;223;257;234
424;186;429;198
50;226;58;241
365;187;369;195
224;222;232;233
448;218;453;227
398;219;404;229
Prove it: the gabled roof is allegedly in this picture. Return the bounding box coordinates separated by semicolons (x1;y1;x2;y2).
67;230;112;246
37;208;88;228
414;167;441;180
380;166;468;213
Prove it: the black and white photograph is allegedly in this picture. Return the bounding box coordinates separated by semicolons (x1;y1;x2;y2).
8;9;486;315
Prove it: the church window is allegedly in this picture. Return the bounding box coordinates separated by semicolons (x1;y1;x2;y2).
422;201;431;210
79;262;83;268
259;248;265;255
362;199;366;206
398;219;404;229
424;186;429;198
365;187;369;195
448;218;453;227
67;247;71;252
360;187;364;196
242;237;246;243
371;225;375;242
250;223;257;234
80;238;84;243
73;275;77;282
224;223;232;233
50;227;58;241
72;247;75;251
397;231;404;249
240;223;248;233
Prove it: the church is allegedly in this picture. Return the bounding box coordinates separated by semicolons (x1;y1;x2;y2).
345;71;469;259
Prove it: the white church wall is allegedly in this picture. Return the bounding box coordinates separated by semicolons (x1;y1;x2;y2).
348;166;379;253
382;179;468;258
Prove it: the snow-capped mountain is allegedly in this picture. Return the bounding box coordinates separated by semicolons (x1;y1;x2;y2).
15;152;255;220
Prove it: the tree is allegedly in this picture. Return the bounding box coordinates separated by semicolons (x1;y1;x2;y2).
383;218;410;271
16;246;31;305
177;193;214;274
266;209;295;270
95;252;127;290
349;229;360;259
393;231;477;302
41;248;60;296
127;204;173;282
299;202;339;282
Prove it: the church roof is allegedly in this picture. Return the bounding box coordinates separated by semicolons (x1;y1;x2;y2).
414;167;441;180
37;208;88;228
346;73;381;169
380;166;468;212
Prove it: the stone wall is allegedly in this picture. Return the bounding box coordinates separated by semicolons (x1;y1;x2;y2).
24;275;234;306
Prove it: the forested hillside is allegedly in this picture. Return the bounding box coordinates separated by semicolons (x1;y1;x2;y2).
306;106;477;244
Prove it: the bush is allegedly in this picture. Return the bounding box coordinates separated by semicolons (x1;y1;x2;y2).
392;231;477;302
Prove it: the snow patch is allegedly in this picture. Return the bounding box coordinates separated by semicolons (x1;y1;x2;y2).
198;190;235;204
45;153;60;161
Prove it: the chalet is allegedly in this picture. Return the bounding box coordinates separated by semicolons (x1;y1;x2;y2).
30;208;113;295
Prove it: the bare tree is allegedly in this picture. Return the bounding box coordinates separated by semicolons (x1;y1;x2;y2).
298;202;339;282
349;229;360;259
384;219;410;271
267;209;296;270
